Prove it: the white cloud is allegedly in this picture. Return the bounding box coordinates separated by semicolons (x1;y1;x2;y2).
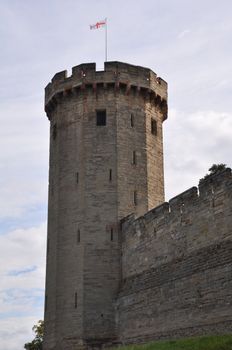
0;316;41;350
0;223;46;349
164;109;232;200
178;29;190;39
0;99;49;220
0;223;46;290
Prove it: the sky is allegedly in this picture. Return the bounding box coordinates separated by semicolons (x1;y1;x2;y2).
0;0;231;349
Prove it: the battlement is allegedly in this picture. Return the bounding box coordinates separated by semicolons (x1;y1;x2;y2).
45;61;167;119
117;168;232;342
122;168;232;236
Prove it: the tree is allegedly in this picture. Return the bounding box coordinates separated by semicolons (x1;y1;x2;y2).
199;164;227;183
208;164;227;174
24;320;44;350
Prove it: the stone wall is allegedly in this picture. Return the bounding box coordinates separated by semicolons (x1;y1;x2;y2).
44;61;167;350
117;168;232;344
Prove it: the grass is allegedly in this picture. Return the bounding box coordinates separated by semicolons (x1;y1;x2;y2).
117;335;232;350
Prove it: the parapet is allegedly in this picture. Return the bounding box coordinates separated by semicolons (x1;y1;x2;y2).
169;187;198;212
45;61;168;120
121;167;232;237
199;168;232;197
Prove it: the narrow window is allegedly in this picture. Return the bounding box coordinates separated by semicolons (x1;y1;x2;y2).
52;124;57;140
76;172;79;184
77;229;80;244
151;119;157;135
132;151;136;165
133;191;137;205
47;238;50;254
109;169;112;181
110;228;113;241
130;113;134;127
75;292;77;308
96;110;106;126
45;295;48;311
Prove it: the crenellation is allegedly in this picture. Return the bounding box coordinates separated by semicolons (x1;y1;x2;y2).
199;168;232;198
72;63;96;77
51;70;67;83
169;186;198;212
44;61;168;119
118;167;232;343
144;202;170;222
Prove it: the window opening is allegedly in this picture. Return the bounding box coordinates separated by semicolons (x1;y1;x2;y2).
131;114;134;127
151;119;157;135
96;110;106;126
132;151;136;165
77;229;80;244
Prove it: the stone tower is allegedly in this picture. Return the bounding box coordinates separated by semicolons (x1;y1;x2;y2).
44;61;167;350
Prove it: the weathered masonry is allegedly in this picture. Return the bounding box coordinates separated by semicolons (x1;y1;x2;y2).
43;61;232;350
118;169;232;343
44;62;167;349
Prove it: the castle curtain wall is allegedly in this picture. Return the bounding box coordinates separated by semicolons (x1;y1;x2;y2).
117;169;232;343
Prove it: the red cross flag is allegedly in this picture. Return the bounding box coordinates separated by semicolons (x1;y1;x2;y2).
90;19;106;30
89;18;108;62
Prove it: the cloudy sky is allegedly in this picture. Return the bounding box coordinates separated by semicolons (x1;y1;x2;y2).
0;0;231;349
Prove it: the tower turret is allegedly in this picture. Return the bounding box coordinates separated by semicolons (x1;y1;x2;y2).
44;61;167;350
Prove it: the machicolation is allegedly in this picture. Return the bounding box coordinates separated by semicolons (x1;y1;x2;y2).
45;62;167;120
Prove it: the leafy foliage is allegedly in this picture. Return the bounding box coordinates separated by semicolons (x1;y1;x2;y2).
199;163;227;183
24;320;44;350
208;164;227;174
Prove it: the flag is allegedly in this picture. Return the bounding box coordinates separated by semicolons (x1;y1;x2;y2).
90;20;106;30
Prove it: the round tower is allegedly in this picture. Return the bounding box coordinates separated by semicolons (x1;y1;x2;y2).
44;61;168;350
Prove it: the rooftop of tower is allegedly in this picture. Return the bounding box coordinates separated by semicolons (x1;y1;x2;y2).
45;61;168;119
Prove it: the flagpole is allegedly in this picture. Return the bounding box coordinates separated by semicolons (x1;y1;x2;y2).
105;18;107;62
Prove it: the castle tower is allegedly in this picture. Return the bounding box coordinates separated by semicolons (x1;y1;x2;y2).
43;61;167;350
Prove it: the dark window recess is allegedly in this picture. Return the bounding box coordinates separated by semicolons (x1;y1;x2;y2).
151;119;157;135
110;228;114;241
133;191;137;205
52;124;57;140
96;110;106;126
77;230;80;244
76;172;79;184
75;292;77;308
45;295;48;311
132;151;136;165
109;169;112;181
131;114;134;127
